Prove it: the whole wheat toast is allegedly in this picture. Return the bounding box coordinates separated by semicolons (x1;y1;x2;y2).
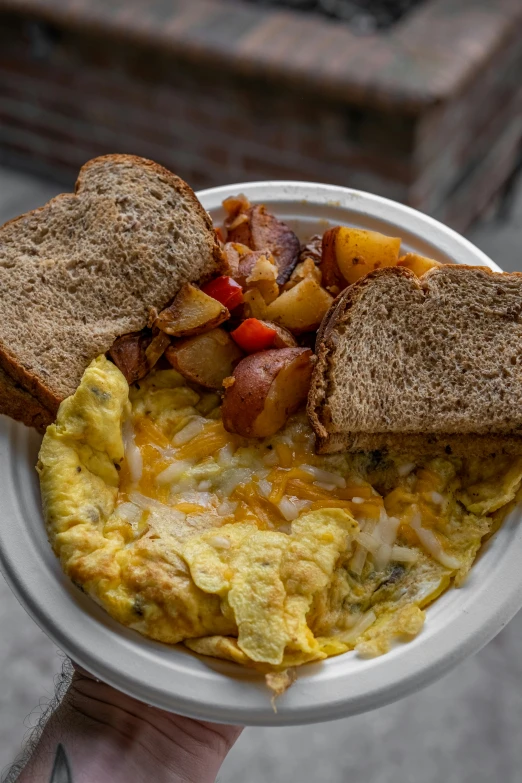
309;265;522;456
0;155;223;414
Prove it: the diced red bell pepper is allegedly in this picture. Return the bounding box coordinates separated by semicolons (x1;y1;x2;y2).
231;318;277;353
202;276;244;311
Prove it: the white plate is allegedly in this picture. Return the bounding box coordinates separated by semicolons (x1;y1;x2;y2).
1;181;518;727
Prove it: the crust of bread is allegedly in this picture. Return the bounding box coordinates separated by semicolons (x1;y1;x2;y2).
309;264;522;456
0;366;53;433
0;344;60;415
316;431;522;457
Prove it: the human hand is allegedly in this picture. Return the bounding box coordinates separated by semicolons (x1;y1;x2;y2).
15;663;242;783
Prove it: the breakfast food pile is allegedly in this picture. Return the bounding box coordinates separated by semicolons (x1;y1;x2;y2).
3;156;522;698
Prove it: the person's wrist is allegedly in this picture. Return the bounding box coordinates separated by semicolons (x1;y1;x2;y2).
17;670;242;783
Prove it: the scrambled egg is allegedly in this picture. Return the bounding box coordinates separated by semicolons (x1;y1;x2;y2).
38;357;522;681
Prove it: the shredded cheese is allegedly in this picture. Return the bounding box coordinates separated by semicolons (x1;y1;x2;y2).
338;611;377;644
300;464;346;488
410;509;461;570
156;460;193;485
172;418;206;446
122;419;143;484
175;422;237;461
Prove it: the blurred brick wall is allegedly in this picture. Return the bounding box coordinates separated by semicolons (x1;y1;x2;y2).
0;0;521;230
0;14;413;201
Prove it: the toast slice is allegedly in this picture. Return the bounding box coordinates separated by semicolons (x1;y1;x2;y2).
0;366;53;433
309;265;522;456
0;155;223;414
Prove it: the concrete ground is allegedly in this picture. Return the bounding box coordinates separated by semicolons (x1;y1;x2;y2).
1;165;522;782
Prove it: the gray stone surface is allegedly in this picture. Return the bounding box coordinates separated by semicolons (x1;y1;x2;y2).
1;165;522;782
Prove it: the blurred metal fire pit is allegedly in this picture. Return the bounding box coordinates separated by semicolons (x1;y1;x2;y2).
238;0;427;33
0;0;521;230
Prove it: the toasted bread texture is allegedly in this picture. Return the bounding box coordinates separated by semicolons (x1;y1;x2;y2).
309;265;522;455
0;155;223;413
0;366;53;433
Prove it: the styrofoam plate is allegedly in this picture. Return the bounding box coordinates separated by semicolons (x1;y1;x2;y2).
1;181;518;727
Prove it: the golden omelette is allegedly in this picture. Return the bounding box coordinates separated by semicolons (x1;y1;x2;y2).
38;356;522;680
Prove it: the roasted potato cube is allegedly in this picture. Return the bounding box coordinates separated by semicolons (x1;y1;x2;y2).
284;258;322;291
263;322;297;348
109;331;151;384
299;234;323;265
235;249;275;284
234;249;264;287
222;348;313;438
155;283;229;337
223;194;251;226
321;228;350;294
243;288;268;320
264;278;333;334
165;328;243;389
144;330;171;368
227;204;300;285
222;242;251;277
398;252;442;277
322;226;401;286
244;253;279;304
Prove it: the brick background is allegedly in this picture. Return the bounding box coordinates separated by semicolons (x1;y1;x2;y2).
0;0;521;230
0;14;415;200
